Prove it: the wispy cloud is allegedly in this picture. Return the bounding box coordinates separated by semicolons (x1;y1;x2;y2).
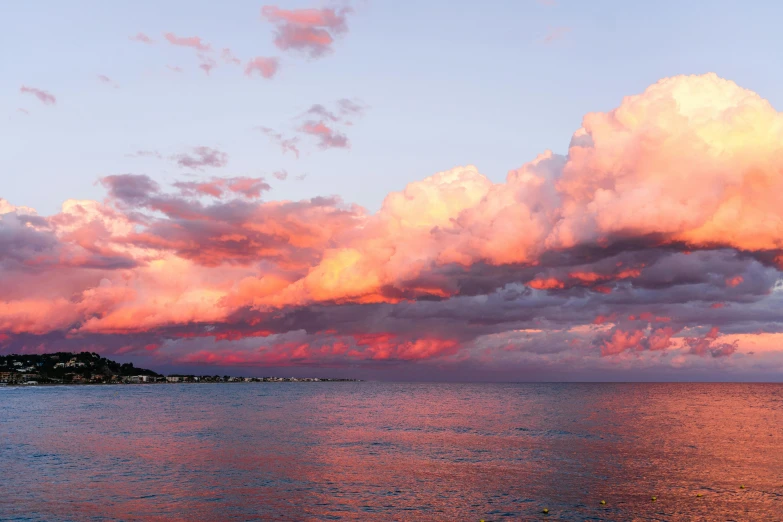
221;48;241;65
172;146;229;170
126;150;163;159
257;127;300;158
164;32;211;52
259;98;366;155
198;54;217;76
97;74;119;88
299;121;349;149
542;26;571;43
129;32;155;44
20;86;56;105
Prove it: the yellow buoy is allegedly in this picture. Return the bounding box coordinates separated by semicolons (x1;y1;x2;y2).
651;496;657;501
740;485;745;489
600;500;606;505
542;508;549;514
696;493;702;497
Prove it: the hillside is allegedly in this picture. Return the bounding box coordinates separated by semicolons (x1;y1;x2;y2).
0;352;160;384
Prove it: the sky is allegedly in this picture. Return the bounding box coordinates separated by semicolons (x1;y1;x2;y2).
2;0;783;380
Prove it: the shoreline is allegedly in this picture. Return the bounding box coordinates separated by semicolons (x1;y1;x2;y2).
1;380;361;388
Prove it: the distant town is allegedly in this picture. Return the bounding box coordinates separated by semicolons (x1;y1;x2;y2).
0;352;360;386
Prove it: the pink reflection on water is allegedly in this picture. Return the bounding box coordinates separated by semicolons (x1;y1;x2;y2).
1;383;783;520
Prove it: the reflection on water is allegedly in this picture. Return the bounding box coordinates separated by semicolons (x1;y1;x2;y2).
2;383;782;520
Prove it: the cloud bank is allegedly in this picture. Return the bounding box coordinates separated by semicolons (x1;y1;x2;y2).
3;73;783;379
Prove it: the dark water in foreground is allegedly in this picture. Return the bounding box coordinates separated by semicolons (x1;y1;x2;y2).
2;383;782;521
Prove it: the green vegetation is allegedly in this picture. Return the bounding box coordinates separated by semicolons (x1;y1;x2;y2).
0;352;360;385
0;351;160;384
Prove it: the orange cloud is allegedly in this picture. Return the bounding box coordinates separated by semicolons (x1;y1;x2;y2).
4;73;783;375
726;275;744;287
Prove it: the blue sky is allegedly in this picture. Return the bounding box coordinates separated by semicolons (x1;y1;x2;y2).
4;0;783;215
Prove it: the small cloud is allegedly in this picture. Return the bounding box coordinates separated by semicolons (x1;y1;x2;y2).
300;121;349;149
337;98;366;118
273;170;288;181
17;108;30;116
20;86;56;105
129;32;155;44
295;173;307;181
542;26;571;43
167;65;184;73
257;127;300;158
295;98;364;150
221;48;241;65
303;104;338;122
261;5;352;58
198;54;217;76
97;74;119;88
127;150;163;159
164;32;211;52
245;57;279;79
172;146;229;170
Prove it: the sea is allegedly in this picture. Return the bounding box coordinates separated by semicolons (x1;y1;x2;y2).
1;382;782;521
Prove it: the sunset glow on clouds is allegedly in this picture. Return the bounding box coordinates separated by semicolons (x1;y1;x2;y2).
4;72;783;378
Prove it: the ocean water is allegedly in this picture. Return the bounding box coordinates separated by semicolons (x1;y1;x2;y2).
1;383;782;521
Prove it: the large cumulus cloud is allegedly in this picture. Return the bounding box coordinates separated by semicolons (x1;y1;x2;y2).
2;73;783;378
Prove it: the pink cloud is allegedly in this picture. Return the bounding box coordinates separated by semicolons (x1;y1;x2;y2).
174;177;270;199
273;99;367;154
273;26;333;57
163;32;211;52
726;275;743;287
20;86;56;105
129;32;154;44
166;65;184;73
262;6;350;32
197;54;217;76
300;121;349;149
543;26;571;43
273;170;288;181
261;6;352;58
245;57;279;79
128;149;163;159
221;48;241;65
5;73;783;376
601;329;645;356
257;127;300;158
685;327;738;358
172;146;228;170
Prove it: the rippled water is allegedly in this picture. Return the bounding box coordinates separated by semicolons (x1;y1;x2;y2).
2;383;782;520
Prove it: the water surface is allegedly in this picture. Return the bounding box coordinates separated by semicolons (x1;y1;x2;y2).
2;383;782;520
